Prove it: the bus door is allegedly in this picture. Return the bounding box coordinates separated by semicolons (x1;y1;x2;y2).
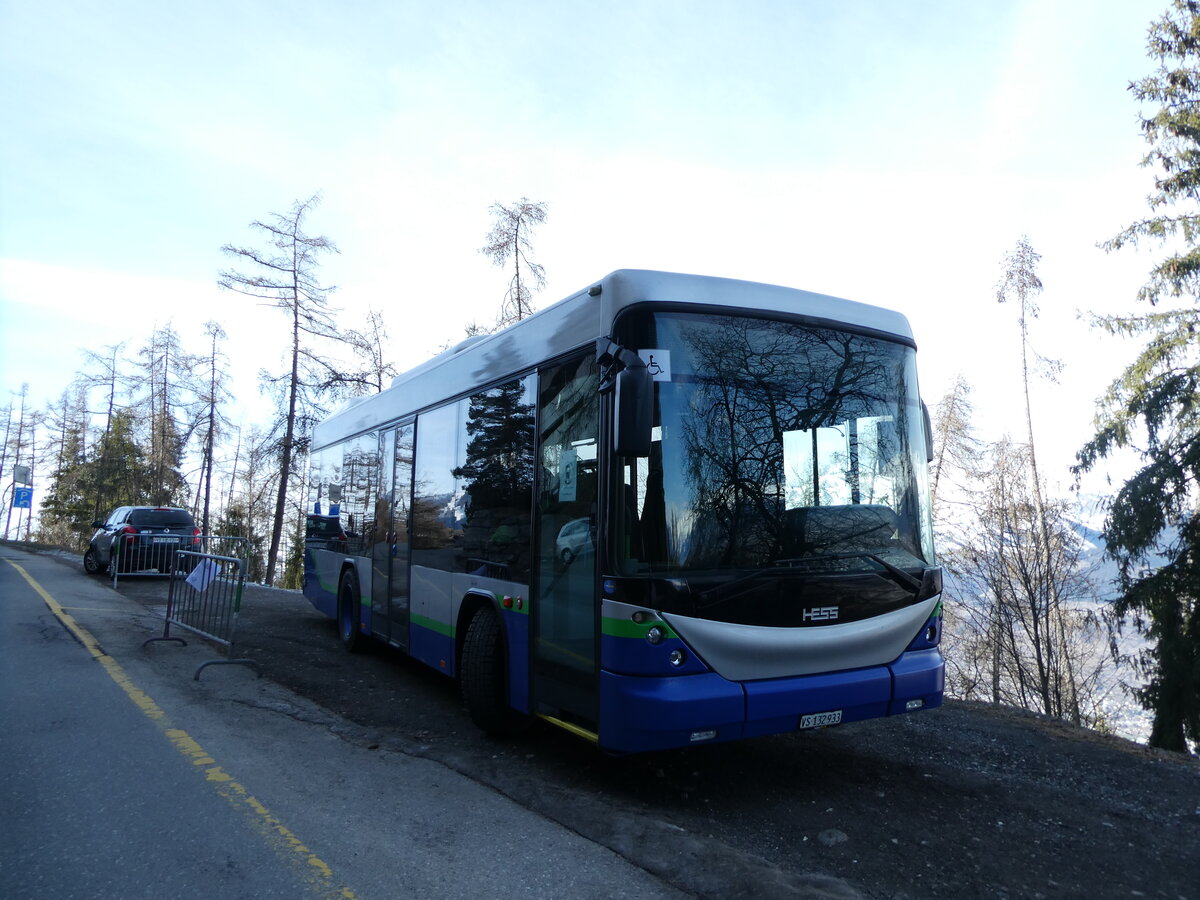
371;423;413;649
532;355;600;730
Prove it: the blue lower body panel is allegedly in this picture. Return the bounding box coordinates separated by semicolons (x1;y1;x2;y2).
598;648;944;753
303;558;336;618
410;621;454;674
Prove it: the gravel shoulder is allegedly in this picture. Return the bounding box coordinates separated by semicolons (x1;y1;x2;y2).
18;542;1200;900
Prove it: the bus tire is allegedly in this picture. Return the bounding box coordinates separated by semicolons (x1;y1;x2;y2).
337;569;364;653
461;605;518;735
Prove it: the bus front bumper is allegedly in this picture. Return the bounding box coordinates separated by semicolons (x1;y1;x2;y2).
597;648;944;754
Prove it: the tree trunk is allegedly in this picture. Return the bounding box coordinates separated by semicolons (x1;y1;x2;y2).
265;264;302;586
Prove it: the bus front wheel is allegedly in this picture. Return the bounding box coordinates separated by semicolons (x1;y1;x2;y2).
461;606;519;735
337;570;363;653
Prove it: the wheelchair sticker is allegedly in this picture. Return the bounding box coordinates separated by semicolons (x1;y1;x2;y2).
638;349;671;382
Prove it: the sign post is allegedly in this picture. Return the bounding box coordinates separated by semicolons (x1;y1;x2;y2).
8;465;33;539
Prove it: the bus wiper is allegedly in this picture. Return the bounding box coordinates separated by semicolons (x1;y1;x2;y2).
695;568;793;609
775;552;924;593
695;555;930;610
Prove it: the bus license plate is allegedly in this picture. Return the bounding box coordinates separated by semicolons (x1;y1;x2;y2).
800;710;842;729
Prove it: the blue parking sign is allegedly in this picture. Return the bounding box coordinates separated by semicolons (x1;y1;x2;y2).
13;487;32;509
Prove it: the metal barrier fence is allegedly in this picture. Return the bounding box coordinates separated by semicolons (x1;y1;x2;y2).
112;534;250;587
142;548;260;680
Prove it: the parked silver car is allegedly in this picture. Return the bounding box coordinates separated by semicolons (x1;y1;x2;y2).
554;517;593;564
83;506;200;575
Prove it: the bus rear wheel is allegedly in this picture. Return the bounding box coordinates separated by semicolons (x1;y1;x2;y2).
337;570;363;653
461;606;521;735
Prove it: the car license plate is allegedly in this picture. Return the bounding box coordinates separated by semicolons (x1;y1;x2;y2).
152;537;179;544
800;710;842;729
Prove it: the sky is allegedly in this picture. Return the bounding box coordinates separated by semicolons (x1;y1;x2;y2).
0;0;1173;506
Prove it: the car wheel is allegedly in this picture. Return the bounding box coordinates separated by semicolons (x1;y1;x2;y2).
83;548;107;576
337;569;363;653
461;605;523;736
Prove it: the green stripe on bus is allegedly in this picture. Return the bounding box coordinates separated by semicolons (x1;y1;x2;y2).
601;616;678;640
411;613;454;638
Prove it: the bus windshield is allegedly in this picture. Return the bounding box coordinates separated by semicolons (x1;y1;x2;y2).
615;310;935;585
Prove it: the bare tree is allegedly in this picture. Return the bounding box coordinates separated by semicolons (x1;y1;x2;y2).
480;198;548;327
996;237;1056;542
0;398;13;531
190;321;233;535
2;386;38;539
929;374;983;515
996;237;1080;722
942;437;1109;725
218;193;341;585
341;308;399;395
1;391;28;540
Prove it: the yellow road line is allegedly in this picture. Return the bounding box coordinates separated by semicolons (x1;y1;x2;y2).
7;560;358;900
59;605;129;612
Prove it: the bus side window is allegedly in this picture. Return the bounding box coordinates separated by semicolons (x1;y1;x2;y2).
412;401;467;570
455;375;537;582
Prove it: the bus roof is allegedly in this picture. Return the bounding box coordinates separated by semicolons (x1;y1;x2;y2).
312;269;915;450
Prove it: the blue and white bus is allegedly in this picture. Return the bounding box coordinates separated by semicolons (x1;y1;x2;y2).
303;270;944;753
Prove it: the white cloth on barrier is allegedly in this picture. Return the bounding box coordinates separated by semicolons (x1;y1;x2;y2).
185;558;220;593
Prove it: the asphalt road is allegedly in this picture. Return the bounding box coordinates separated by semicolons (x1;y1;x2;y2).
0;546;689;900
5;542;1199;899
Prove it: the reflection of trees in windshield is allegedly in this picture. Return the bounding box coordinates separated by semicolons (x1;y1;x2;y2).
641;315;921;570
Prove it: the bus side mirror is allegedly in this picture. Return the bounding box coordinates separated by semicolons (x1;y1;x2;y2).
614;365;653;457
922;402;934;464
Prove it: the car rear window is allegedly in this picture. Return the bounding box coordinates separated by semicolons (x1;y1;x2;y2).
128;509;195;528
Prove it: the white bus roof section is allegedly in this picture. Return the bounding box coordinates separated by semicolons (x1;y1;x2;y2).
311;269;915;450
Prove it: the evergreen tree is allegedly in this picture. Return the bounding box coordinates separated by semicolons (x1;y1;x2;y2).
91;409;156;506
216;497;268;584
79;343;126;522
1076;0;1200;752
37;383;93;548
131;323;192;507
